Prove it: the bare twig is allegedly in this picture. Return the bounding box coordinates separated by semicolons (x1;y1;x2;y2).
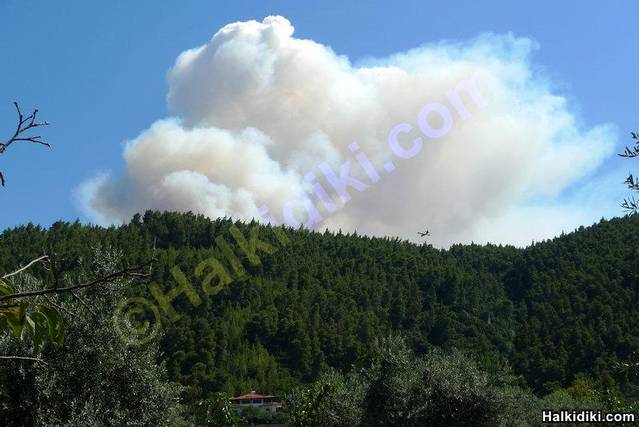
2;255;49;280
0;102;50;187
42;254;61;290
43;295;76;319
0;261;152;303
0;355;49;366
70;291;97;317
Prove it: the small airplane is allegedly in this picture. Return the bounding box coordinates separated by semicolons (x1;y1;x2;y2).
417;230;430;237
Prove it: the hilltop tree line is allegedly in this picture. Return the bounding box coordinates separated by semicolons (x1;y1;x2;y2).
0;210;638;407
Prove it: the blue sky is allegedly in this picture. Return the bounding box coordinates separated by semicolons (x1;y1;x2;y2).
1;1;637;245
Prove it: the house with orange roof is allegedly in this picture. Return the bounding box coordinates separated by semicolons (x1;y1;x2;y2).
229;391;283;416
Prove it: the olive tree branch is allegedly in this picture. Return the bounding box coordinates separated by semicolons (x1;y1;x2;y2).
2;255;49;280
0;261;153;303
0;355;49;366
620;132;639;214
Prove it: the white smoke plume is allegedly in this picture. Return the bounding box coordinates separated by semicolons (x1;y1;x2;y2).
78;16;617;247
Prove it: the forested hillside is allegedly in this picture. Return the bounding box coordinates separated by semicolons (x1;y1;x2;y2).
1;211;638;403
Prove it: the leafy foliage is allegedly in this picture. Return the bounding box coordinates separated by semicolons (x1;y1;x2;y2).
286;335;604;426
190;392;238;426
620;132;639;213
0;280;64;351
0;250;187;426
1;211;639;411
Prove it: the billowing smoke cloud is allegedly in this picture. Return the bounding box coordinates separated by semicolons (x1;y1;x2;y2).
78;16;617;247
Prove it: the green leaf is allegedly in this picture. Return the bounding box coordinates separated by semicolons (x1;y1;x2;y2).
25;314;36;333
29;311;49;351
0;280;16;336
37;305;65;347
3;302;27;338
0;279;13;297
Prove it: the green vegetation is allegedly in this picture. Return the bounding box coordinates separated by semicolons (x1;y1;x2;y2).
0;277;64;352
286;334;609;426
1;211;639;424
0;250;186;426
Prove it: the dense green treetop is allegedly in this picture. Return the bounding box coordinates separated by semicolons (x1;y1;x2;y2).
1;211;638;402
